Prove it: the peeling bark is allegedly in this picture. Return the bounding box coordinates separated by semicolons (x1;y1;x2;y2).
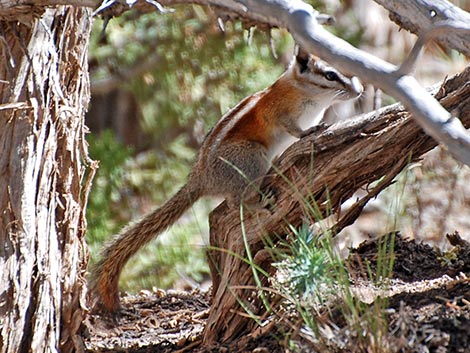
0;6;92;353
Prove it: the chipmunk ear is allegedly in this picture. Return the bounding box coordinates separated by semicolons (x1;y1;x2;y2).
295;46;310;73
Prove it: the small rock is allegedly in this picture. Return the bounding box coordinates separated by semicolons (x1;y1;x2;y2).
253;347;269;353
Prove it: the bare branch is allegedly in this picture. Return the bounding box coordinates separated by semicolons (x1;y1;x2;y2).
397;20;470;75
374;0;470;57
0;0;98;20
57;0;470;166
230;0;470;166
91;51;161;94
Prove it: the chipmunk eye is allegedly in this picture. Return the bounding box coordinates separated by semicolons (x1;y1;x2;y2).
324;71;339;81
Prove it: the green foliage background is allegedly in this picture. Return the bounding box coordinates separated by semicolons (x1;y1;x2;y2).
86;6;296;291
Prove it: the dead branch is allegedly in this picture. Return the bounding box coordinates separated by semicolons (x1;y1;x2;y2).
77;0;470;166
374;0;470;57
5;1;469;163
204;65;470;344
237;0;470;166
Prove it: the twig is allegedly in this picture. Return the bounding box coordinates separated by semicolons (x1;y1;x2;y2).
374;0;470;57
397;20;470;75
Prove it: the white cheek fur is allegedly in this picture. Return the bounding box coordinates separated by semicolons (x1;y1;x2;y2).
298;103;325;130
267;103;328;160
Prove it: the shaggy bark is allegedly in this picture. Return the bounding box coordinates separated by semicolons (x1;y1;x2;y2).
0;6;92;353
204;66;470;344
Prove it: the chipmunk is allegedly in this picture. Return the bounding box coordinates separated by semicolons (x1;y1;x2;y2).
91;48;363;313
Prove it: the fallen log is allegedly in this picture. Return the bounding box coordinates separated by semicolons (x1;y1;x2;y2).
204;65;470;344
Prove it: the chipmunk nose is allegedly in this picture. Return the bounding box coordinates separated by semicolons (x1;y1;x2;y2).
351;77;363;96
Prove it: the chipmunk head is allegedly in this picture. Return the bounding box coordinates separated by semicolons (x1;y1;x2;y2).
291;47;363;102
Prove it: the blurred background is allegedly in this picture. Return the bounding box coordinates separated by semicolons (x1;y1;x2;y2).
86;0;469;292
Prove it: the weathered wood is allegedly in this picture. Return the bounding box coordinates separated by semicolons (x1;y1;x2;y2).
204;66;470;344
0;7;92;353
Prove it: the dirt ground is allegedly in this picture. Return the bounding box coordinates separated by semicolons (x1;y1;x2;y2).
83;231;470;353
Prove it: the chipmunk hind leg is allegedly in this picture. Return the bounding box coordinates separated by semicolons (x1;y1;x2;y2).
208;140;270;208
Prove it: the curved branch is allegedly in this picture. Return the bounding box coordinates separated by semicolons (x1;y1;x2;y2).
91;51;161;94
397;20;470;75
374;0;470;57
7;1;468;162
234;0;470;166
71;0;470;166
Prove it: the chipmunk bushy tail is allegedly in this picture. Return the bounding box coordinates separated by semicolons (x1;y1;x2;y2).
91;179;203;313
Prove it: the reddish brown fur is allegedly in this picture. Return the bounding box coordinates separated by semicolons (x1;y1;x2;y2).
225;79;305;146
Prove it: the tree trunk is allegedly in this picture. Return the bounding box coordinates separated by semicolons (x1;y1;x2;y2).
0;6;92;353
